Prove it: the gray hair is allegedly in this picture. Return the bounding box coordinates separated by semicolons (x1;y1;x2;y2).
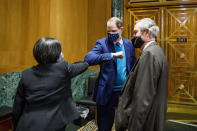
107;17;123;29
136;18;159;38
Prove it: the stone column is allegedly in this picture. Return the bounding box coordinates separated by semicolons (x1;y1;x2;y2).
111;0;123;20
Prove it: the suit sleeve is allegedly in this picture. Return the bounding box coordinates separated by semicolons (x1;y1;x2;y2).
84;41;112;65
12;79;25;130
128;51;160;131
67;61;89;78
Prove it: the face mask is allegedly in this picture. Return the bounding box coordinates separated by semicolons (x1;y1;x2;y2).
108;32;119;42
131;36;144;48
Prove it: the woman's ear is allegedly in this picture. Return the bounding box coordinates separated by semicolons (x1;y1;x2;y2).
57;52;64;62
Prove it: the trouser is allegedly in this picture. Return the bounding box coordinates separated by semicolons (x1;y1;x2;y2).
97;92;120;131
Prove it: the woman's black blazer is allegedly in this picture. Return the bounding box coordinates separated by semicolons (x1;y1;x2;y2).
12;61;88;131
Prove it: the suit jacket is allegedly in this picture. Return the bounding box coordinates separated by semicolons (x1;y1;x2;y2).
116;42;168;131
85;37;136;105
12;61;88;131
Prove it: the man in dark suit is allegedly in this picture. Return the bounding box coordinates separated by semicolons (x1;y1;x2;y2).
116;18;168;131
85;17;136;131
12;37;89;131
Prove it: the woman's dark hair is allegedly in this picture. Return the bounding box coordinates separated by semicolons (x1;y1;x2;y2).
33;37;62;64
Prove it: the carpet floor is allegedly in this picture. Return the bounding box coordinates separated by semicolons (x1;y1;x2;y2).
65;120;197;131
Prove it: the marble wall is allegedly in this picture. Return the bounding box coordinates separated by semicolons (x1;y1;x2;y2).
71;69;99;101
111;0;123;20
0;69;99;107
0;72;22;107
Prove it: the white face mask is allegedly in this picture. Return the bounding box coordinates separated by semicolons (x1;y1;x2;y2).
57;52;64;62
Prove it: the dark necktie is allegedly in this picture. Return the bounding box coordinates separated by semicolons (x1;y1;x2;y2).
116;42;121;47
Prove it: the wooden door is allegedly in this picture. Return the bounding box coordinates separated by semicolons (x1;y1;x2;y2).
126;5;197;106
164;6;197;105
127;7;161;58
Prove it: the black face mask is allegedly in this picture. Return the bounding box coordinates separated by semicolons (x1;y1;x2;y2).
108;32;119;42
131;36;144;48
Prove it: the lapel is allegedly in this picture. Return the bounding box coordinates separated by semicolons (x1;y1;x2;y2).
120;58;139;95
142;41;156;52
121;42;157;94
122;38;130;70
130;58;139;72
106;38;117;65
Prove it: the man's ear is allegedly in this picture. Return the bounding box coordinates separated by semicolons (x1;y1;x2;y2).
120;27;124;32
145;29;149;33
145;29;150;37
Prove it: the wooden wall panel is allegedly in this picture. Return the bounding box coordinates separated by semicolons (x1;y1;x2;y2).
50;0;88;62
164;7;197;105
0;0;111;73
87;0;111;52
0;0;89;73
87;0;111;69
125;0;197;107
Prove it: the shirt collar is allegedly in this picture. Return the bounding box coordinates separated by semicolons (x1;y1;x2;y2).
114;38;123;45
143;40;155;51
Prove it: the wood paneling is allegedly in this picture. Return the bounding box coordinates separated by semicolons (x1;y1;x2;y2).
127;7;161;58
125;0;197;106
0;0;111;73
164;7;197;105
49;0;88;63
87;0;111;69
0;0;89;73
127;0;197;8
129;0;159;3
87;0;111;52
0;117;13;131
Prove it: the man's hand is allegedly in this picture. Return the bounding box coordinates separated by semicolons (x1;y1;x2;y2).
112;51;124;58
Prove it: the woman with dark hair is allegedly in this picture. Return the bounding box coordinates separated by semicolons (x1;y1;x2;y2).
12;37;89;131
